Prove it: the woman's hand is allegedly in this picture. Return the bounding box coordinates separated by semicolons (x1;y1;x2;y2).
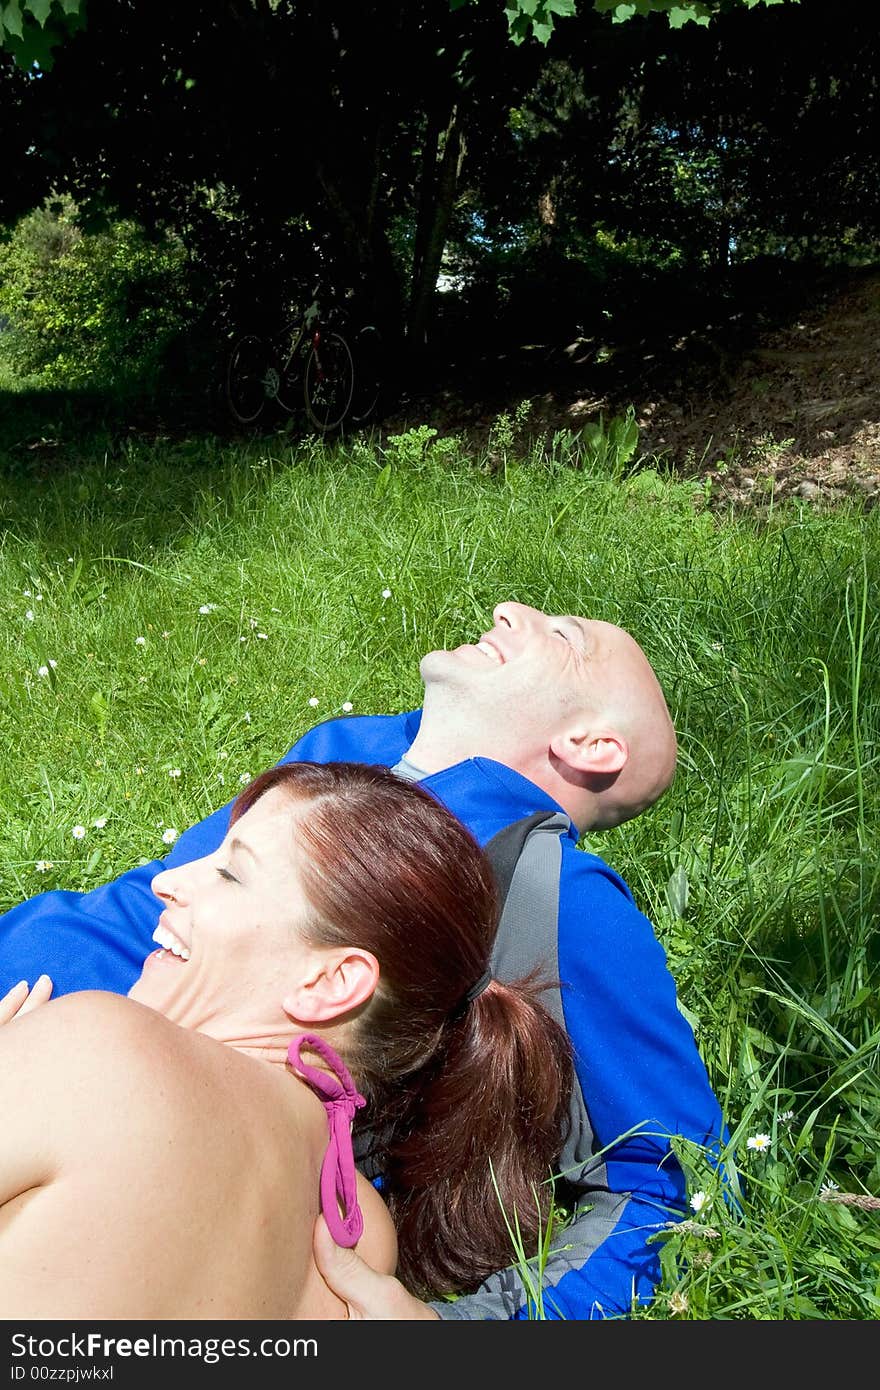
0;975;53;1025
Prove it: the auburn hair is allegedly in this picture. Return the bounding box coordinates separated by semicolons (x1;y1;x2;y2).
232;761;574;1300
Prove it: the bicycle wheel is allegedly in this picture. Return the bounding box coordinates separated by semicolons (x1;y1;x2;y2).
303;331;355;433
349;324;384;423
225;333;271;425
274;315;308;415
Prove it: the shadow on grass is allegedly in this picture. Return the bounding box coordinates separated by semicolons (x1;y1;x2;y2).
0;377;231;465
0;378;287;558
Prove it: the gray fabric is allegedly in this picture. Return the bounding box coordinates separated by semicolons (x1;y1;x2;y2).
390;755;426;782
489;812;601;1191
435;1190;631;1321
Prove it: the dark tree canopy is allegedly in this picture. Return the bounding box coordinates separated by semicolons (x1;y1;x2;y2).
4;0;874;386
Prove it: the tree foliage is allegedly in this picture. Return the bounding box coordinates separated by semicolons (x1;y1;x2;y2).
0;0;798;65
4;0;871;404
0;196;190;389
0;0;85;70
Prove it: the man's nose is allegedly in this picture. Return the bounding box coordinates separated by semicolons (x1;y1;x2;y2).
492;601;541;630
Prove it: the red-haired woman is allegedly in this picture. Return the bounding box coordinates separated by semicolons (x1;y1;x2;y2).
0;761;573;1317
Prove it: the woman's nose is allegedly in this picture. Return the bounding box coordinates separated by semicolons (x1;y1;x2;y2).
151;867;184;904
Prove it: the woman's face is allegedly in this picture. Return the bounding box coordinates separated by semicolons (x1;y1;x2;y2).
128;788;322;1044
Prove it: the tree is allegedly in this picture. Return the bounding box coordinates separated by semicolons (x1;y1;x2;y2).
0;1;802;66
1;0;810;378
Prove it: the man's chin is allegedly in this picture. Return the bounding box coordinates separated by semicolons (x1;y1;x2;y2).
422;642;494;676
419;647;458;682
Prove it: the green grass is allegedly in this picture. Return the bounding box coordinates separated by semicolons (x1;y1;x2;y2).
1;400;878;1319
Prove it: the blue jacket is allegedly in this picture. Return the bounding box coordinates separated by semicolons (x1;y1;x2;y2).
0;711;727;1320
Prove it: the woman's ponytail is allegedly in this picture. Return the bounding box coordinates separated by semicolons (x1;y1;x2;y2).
378;972;574;1300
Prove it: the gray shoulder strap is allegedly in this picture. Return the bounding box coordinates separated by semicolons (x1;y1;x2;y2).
483;811;569;1013
484;811;602;1189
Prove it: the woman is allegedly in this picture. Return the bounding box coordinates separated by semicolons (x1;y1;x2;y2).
0;761;573;1318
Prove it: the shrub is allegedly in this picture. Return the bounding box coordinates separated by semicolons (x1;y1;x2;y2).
0;196;192;393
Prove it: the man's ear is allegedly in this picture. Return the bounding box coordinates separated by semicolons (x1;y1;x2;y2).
550;725;628;776
282;949;379;1024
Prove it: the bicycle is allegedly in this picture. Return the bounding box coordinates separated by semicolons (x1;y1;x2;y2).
224;288;384;434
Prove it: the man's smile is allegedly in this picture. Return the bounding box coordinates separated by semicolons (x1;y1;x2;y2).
474;637;505;664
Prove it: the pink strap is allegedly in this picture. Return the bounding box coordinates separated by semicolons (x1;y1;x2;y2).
288;1032;367;1247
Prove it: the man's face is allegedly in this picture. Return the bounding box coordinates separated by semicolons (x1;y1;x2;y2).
419;602;609;740
415;601;676;823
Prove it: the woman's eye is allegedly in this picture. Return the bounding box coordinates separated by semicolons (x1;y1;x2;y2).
553;629;570;642
216;866;238;884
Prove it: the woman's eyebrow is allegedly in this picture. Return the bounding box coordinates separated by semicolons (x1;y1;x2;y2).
228;836;260;866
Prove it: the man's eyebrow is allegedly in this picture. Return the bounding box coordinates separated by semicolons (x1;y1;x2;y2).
561;616;588;648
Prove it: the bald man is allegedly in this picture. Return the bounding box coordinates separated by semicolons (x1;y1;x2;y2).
0;602;726;1321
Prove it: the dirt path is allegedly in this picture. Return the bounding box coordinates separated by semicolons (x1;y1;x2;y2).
387;265;880;510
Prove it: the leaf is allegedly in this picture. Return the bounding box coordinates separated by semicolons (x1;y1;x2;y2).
743;1024;778;1055
199;689;222;724
546;481;593;533
665;863;689;918
373;462;392;499
768;753;823;798
66;556;84;593
89;690;109;738
1;1;24;39
786;1295;825;1318
676;997;700;1033
810;1251;850;1275
839;985;873;1016
581;421;605;450
26;0;52;25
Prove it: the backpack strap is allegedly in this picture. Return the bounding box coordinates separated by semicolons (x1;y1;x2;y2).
484;810;600;1188
483;810;570;1010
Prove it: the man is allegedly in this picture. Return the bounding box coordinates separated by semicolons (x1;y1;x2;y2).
0;601;726;1320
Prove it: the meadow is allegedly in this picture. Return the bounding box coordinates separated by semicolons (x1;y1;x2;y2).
1;402;877;1319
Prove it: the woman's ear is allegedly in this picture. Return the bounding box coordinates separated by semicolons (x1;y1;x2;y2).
282;949;379;1024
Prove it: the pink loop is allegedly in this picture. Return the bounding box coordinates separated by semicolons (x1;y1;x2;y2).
288;1033;367;1247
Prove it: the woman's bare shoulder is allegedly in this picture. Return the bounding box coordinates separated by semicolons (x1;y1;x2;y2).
18;988;173;1042
1;991;185;1103
0;992;184;1194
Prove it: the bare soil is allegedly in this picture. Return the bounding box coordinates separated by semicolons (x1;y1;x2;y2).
387;265;880;510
